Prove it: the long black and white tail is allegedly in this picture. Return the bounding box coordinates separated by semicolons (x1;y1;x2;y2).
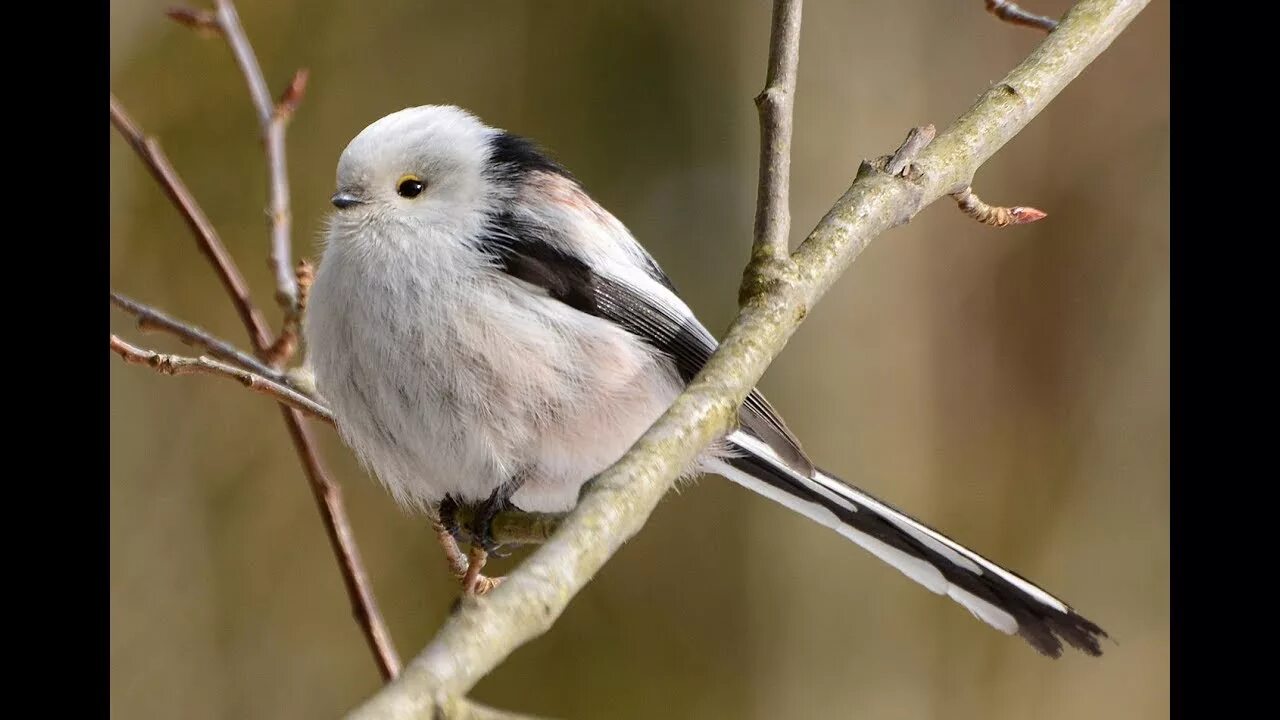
708;430;1107;658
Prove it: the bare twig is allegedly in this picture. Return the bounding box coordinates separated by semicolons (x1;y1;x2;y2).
113;55;400;678
747;0;804;275
347;1;1149;715
111;335;333;422
206;0;303;317
985;0;1059;33
111;291;287;384
195;0;414;674
263;255;312;366
294;259;315;314
280;410;402;679
951;185;1048;226
110;95;273;351
276;68;310;121
165;6;220;35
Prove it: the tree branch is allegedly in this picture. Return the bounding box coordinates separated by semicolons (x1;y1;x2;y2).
407;696;547;720
444;506;564;548
113;44;401;676
109;94;273;351
110;334;333;422
279;407;403;680
111;291;287;384
209;0;302;317
346;0;1149;716
985;0;1060;33
746;0;803;284
110;297;409;676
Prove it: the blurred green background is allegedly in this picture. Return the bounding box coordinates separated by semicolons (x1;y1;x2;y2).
110;1;1169;718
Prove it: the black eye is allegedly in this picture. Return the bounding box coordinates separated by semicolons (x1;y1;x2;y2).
396;175;425;198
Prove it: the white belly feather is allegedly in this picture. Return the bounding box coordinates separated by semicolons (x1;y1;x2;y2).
305;224;683;512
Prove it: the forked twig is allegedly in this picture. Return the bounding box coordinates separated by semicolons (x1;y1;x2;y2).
110;335;333;422
111;291;285;383
210;0;304;319
111;2;401;680
109;96;272;351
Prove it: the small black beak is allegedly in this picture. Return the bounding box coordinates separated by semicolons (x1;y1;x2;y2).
331;191;365;209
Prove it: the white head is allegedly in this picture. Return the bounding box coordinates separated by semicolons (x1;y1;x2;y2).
328;105;505;236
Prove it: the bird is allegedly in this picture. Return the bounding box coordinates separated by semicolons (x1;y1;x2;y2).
303;104;1107;658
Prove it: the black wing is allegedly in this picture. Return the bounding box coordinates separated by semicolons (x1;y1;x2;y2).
483;211;814;475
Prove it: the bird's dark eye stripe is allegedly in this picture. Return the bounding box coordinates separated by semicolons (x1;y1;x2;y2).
397;175;425;198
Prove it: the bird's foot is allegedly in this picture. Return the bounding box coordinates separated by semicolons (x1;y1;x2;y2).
461;543;504;596
468;488;521;556
432;499;503;595
440;491;521;595
437;494;464;543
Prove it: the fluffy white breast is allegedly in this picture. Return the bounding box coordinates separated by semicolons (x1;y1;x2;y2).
306;210;685;513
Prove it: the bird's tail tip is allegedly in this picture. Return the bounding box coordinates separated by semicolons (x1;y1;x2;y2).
716;430;1109;659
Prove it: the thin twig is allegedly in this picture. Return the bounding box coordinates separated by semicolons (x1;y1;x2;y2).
347;1;1149;715
109;95;273;351
279;409;402;679
263;256;313;366
111;291;287;384
950;185;1048;226
110;335;333;422
208;0;303;318
181;0;481;614
201;0;404;672
113;63;400;678
165;7;220;34
985;0;1059;33
170;1;306;339
749;0;804;267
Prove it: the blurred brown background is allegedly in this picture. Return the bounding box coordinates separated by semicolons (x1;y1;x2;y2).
110;1;1169;718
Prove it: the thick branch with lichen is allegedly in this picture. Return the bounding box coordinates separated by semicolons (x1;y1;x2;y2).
346;0;1148;717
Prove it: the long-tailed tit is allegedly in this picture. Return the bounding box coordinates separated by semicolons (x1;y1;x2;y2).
305;105;1106;657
